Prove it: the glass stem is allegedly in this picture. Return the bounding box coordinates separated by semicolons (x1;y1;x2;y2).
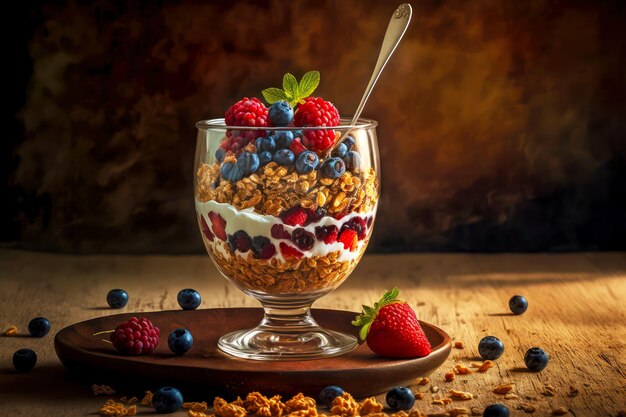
259;300;319;333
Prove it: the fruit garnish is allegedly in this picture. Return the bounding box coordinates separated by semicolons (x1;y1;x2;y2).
352;288;432;358
279;242;304;259
262;71;321;108
208;211;227;241
294;97;341;152
225;97;268;128
108;317;160;356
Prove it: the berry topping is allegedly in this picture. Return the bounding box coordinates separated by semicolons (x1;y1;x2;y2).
337;229;358;251
200;215;215;241
271;224;292;239
268;101;294;127
352;288;432;358
28;317;51;337
215;148;226;163
483;404;510;417
236;152;260;175
321;157;346;179
251;236;277;259
309;207;327;223
294;97;340;152
344;151;361;170
291;228;316;251
107;289;129;309
295;150;319;174
110;317;160;356
342;216;367;240
258;136;276;152
280;206;310;226
225;97;268;129
258;151;272;165
221;161;244;182
13;348;37;372
289;137;308;156
315;225;339;244
208;212;227;241
333;142;348;159
177;288;201;310
168;328;193;355
152;387;184;414
386;387;415;411
343;136;355;151
509;295;528;315
279;242;304;259
319;386;345;408
524;347;549;371
228;230;252;253
478;336;505;360
273;148;295;166
275;130;294;148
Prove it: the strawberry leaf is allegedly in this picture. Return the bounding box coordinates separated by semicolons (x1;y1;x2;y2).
262;88;288;104
359;322;372;341
298;70;320;99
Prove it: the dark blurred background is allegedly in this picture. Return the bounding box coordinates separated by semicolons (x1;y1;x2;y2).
3;0;626;254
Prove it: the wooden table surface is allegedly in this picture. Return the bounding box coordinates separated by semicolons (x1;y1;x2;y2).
0;249;624;416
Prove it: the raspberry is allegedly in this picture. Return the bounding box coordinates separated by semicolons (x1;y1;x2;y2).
225;97;269;128
199;215;214;242
271;224;291;239
110;317;160;355
208;211;227;241
337;229;358;251
279;242;304;259
294;97;340;152
289;137;308;156
315;225;338;244
291;228;316;251
280;206;310;226
342;216;367;240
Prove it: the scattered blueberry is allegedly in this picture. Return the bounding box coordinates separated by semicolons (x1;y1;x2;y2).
321;157;346;179
483;404;510;417
237;152;260;175
333;143;348;158
259;136;276;152
251;236;276;259
258;151;272;165
268;101;294;126
215;148;226;163
295;151;319;174
524;347;549;371
228;230;252;253
291;228;316;251
274;149;295;166
13;348;37;372
177;289;202;310
275;130;294;148
509;295;528;315
478;336;505;360
319;385;344;408
221;161;244;182
106;289;129;309
343;136;355;150
386;387;415;410
168;328;193;355
344;151;361;170
152;387;184;413
28;317;50;337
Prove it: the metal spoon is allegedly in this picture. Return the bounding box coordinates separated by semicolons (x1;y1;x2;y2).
332;3;412;150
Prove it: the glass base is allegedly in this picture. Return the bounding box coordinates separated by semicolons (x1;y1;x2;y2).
218;326;357;361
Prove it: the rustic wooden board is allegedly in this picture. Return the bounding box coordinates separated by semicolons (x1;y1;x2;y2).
54;308;451;397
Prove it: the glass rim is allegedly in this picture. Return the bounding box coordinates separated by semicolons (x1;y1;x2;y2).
195;117;378;131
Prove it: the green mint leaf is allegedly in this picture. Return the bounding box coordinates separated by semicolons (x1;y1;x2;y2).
261;88;288;104
298;70;320;98
282;73;299;99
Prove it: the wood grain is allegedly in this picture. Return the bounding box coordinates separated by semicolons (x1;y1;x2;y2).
1;250;625;416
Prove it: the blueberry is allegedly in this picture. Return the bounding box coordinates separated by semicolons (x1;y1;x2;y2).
478;336;505;360
251;236;276;259
274;149;295;166
319;385;344;408
275;130;294;148
259;151;272;165
524;347;549;371
268;101;294;127
293;130;303;139
177;288;201;310
13;348;37;372
255;137;263;151
259;136;276;152
344;151;361;170
168;328;193;355
236;152;260;175
321;157;346;179
333;143;348;158
106;289;129;309
343;136;355;150
295;151;319;174
215;148;226;163
220;161;244;182
483;404;510;417
386;387;415;410
509;295;528;315
28;317;50;337
152;387;184;413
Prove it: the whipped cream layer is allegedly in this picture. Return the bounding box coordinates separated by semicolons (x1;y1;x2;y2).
195;200;376;263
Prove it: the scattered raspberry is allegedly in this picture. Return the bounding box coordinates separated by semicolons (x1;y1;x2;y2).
315;225;339;244
208;211;227;241
110;317;160;355
271;224;292;239
199;215;214;242
279;242;304;259
294;97;340;152
337;229;358;251
342;216;367;240
280;206;310;226
289;137;308;157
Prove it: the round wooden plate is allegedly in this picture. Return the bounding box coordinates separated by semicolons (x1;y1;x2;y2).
55;308;451;398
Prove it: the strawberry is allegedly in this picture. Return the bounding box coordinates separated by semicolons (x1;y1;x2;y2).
208;211;227;241
199;215;214;241
280;206;310;226
352;288;432;358
279;242;304;259
337;229;358;251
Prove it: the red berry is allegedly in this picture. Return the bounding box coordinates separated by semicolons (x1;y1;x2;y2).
199;215;214;242
294;97;340;152
342;216;367;240
279;242;304;259
271;224;291;239
110;317;160;356
337;229;358;251
352;288;432;359
289;137;308;157
225;97;269;128
208;211;227;241
291;228;316;251
280;206;310;226
228;230;251;252
315;225;339;244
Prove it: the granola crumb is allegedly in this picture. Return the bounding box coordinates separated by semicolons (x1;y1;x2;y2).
91;384;116;396
516;404;537;414
542;385;557;397
98;399;135;416
430;386;440;393
453;341;464;349
444;370;456;382
449;408;469;417
214;397;247;417
470;407;482;416
551;407;569;415
358;397;383;416
425;412;449;417
454;364;472;375
448;390;473;400
330;392;359;417
189;411;215;417
417;377;430;386
492;383;514;395
415;392;425;400
183;402;209;412
141;391;153;406
4;325;18;336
